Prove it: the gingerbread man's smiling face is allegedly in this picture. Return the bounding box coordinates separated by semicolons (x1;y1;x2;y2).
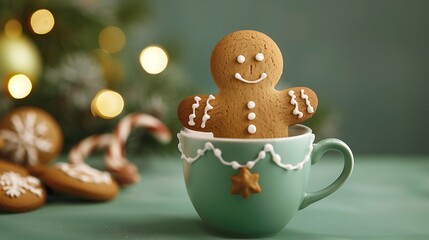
210;30;283;91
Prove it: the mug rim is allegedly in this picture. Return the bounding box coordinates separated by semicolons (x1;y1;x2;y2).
179;124;312;143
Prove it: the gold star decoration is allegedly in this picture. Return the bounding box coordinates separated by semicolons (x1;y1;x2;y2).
230;167;261;199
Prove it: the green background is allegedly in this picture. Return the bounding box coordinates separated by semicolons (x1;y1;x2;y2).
144;0;429;155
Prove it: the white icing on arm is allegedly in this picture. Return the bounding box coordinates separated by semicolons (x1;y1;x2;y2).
288;90;303;118
188;96;201;126
201;95;215;128
300;89;314;113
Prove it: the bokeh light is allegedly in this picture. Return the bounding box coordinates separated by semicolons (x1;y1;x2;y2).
0;34;42;82
7;74;33;99
4;19;22;38
98;26;126;53
30;9;55;34
139;46;169;74
91;89;124;119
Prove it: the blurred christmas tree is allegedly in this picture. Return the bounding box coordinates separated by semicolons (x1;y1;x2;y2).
0;0;193;152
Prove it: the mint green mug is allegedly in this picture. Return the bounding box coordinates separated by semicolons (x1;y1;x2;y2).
177;125;354;237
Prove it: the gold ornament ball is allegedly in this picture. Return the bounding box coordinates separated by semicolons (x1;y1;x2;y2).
0;34;42;84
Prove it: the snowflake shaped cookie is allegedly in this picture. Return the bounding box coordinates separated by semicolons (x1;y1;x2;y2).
57;163;112;184
0;112;53;166
0;171;43;198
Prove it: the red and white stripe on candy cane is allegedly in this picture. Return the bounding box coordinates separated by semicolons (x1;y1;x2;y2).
68;134;113;165
105;113;172;185
67;113;171;185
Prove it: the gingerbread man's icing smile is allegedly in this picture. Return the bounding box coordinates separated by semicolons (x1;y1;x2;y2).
234;53;267;84
178;30;318;138
234;72;267;84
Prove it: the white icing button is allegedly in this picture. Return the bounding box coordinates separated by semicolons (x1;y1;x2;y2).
248;124;257;134
247;101;255;109
247;112;256;120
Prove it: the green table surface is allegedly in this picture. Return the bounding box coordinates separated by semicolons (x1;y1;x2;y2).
1;154;428;240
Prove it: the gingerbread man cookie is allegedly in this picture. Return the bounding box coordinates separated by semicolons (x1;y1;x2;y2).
178;30;318;138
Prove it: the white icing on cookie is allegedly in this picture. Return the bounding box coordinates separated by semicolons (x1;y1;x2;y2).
255;53;264;62
178;134;314;171
237;55;245;64
288;90;303;118
248;124;257;134
0;112;53;166
247;112;256;120
201;95;215;128
247;101;256;109
234;72;267;84
300;89;314;113
57;163;112;184
0;171;43;198
188;96;201;126
246;102;256;134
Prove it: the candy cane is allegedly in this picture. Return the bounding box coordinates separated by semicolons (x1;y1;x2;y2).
62;133;116;185
68;134;113;164
105;113;171;185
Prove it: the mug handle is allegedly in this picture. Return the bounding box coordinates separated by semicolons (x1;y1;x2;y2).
299;138;354;210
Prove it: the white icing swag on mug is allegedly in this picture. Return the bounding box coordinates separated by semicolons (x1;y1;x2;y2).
178;133;314;171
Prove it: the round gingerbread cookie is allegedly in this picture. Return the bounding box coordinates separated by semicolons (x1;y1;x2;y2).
0;107;63;167
41;163;119;201
0;161;46;212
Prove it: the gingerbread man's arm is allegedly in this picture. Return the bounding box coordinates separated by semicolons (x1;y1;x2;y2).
177;94;217;132
282;87;318;125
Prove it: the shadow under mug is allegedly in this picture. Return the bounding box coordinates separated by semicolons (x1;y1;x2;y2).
177;124;354;238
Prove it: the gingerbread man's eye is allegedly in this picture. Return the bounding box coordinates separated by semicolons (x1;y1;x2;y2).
255;53;264;62
237;55;245;64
